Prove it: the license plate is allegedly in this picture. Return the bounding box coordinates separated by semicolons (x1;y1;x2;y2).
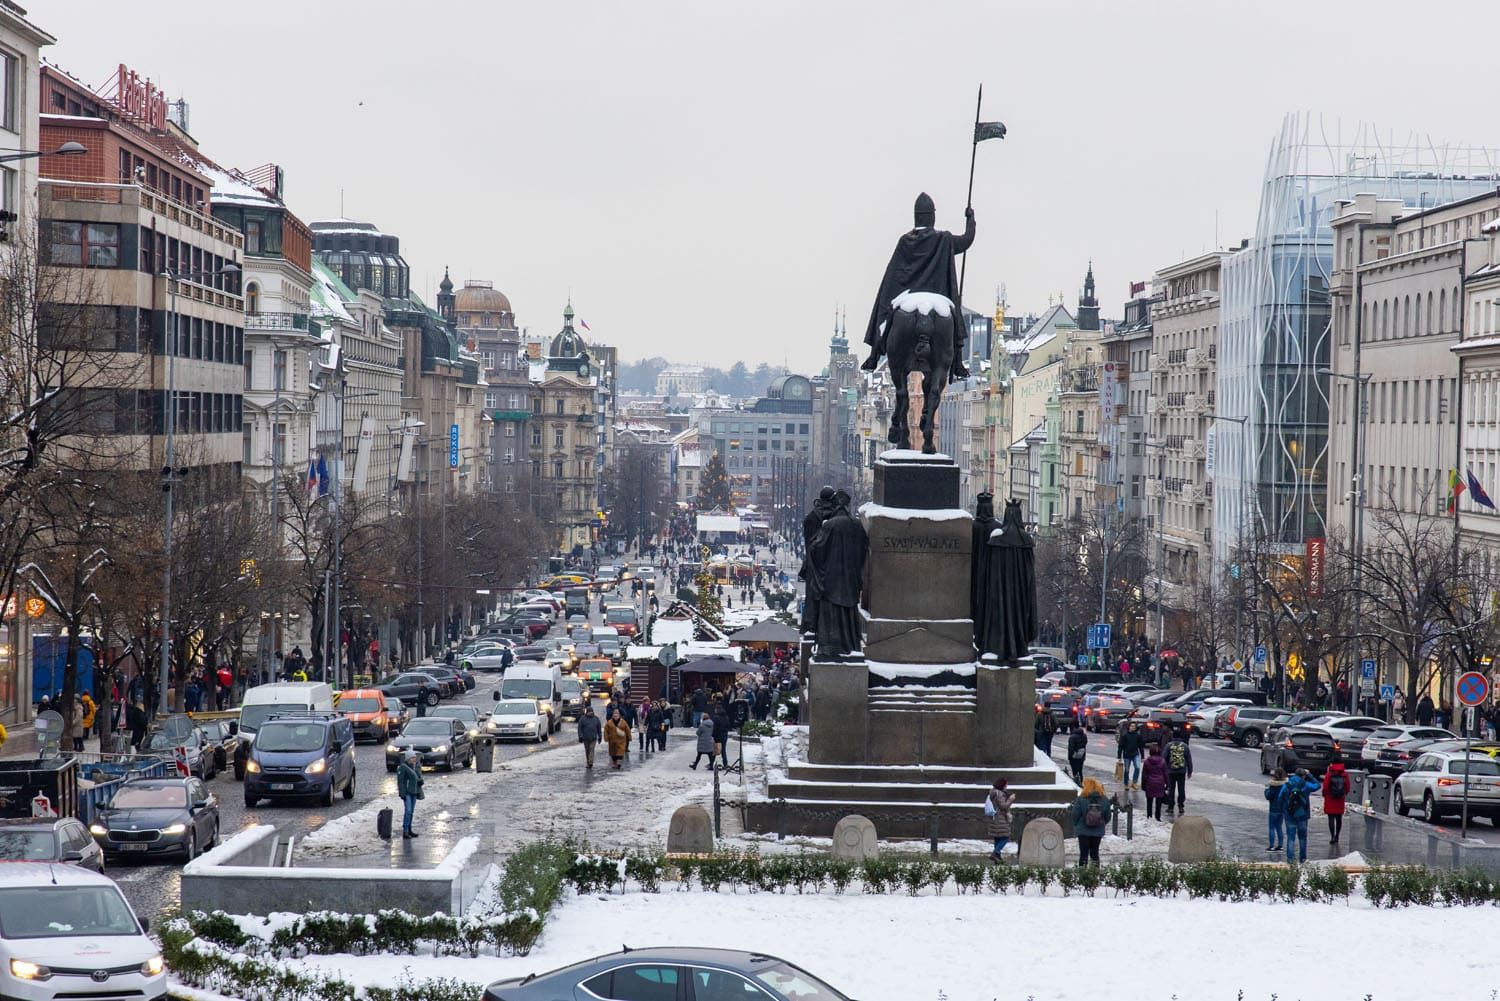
271;783;295;791
121;843;149;852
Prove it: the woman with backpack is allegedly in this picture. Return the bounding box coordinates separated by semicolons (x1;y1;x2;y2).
1066;726;1088;784
1140;744;1169;821
1069;777;1112;866
1322;761;1350;843
984;777;1015;864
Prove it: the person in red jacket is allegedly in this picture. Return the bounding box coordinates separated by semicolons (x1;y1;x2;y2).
1322;761;1350;843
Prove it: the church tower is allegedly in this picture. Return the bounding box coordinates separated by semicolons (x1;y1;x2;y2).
1077;261;1099;331
436;267;455;324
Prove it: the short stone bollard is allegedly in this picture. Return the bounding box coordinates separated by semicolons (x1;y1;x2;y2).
667;804;714;853
1167;815;1216;863
1017;817;1065;868
831;815;878;861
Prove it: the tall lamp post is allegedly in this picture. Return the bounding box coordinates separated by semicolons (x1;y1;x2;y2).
1321;368;1372;708
326;385;380;687
160;261;240;714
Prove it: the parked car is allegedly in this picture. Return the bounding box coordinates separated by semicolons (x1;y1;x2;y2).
1209;672;1261;691
88;776;219;861
1135;708;1194;742
140;724;215;781
511;644;549;662
1386;738;1500;772
337;689;393;743
462;644;514;673
431;704;485;741
243;711;357;808
558;677;586;719
1082;694;1134;732
1219;706;1285;747
1311;715;1388;764
1394;751;1500;824
1130;690;1181;709
1362;725;1456;773
1264;710;1347;745
376;672;441;707
486;697;551;743
0;863;166;1001
0;818;105;872
385;716;475;772
1260;726;1346;775
412;667;464;698
1038;688;1079;730
196;718;240;772
480;948;853;1001
1098;683;1160;697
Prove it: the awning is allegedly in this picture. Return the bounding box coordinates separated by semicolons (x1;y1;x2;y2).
680;656;745;674
727;619;801;644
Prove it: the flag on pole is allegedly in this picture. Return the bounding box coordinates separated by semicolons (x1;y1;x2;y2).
316;454;330;499
579;319;591;332
306;457;318;494
1466;468;1495;510
1449;468;1466;512
974;121;1007;143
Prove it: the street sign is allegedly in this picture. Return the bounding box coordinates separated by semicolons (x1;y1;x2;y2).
1360;679;1375;696
1253;645;1267;665
449;423;460;469
1231;660;1243;673
1075;654;1090;667
1379;684;1395;702
1360;658;1377;681
1457;670;1490;708
1087;622;1112;650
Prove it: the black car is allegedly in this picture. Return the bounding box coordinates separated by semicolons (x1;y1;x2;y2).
89;776;220;862
510;644;548;662
414;667;465;697
1261;727;1342;775
0;817;105;872
1134;708;1194;743
385;716;475;772
377;672;441;707
1219;706;1285;747
482;948;852;1001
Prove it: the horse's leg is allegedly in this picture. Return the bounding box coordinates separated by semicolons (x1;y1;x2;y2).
887;363;908;449
920;369;941;454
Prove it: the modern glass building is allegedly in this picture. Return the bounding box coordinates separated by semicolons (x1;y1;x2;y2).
1213;114;1500;568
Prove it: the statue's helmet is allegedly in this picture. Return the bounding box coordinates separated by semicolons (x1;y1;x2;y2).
818;485;835;501
832;489;852;508
914;192;935;228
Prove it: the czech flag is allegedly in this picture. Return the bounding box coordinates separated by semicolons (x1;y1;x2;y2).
306;457;318;494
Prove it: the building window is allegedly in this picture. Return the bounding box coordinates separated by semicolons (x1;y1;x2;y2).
246;282;260;315
49;222;120;268
273;422;287;467
505;423;516;438
273;349;287;391
554;427;564;448
243;350;253;390
555;399;565;415
242;422;252;466
531;427;541;447
552;460;564;478
532;459;541;477
245;219;262;255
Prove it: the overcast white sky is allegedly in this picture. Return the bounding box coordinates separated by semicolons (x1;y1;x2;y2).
46;0;1500;371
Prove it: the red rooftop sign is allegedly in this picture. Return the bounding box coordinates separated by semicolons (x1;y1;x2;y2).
115;64;166;131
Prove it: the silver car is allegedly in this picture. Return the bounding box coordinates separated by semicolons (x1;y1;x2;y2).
481;948;850;1001
1394;750;1500;824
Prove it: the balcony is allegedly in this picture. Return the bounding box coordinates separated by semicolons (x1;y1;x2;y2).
246;311;311;331
1181;438;1202;459
1185;394;1208;416
1186;348;1208;370
41;179;244;250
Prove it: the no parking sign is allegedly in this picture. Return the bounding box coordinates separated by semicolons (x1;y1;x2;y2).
1457;671;1489;708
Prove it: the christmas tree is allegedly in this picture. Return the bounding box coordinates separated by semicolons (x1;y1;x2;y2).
696;452;733;511
693;569;724;628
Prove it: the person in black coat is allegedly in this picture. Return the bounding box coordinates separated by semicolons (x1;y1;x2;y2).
126;701;148;751
691;686;708;727
712;708;731;770
577;707;602;770
1066;727;1088;784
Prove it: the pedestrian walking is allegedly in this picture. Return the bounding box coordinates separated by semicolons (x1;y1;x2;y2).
1066;726;1087;784
68;697;85;752
127;701;148;751
1322;761;1349;843
577;706;602;769
691;713;716;769
1034;707;1056;756
1416;693;1434;726
1141;744;1169;821
1163;730;1194;815
1264;767;1288;854
638;697;652;751
1279;768;1321;864
397;751;424;838
604;708;630;770
1117;720;1143;790
712;706;731;770
984;777;1015;863
691;686;708;727
654;700;670;750
1069;777;1112;867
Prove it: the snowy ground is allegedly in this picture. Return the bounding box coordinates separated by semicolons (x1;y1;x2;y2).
281;887;1499;1001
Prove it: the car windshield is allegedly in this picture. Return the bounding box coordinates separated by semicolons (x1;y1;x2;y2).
1451;759;1500;775
0;829;56;861
0;886;140;939
403;720;451;737
240;703;306;732
502;679;552;699
560;681;583;697
143;731;189;751
110;785;187;809
493;701;537;716
1370;728;1404;740
255;723;327;752
339;698;381;713
753;962;847;1001
606;609;636;623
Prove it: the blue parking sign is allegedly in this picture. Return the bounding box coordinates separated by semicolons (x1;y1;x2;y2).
1253;645;1267;665
1361;658;1377;680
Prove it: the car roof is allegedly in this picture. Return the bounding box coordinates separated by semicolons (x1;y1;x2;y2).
340;689;385;699
0;861;118;888
0;818;63;831
122;777;193;787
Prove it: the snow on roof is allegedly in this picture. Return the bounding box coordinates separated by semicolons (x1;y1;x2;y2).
696;514;741;533
678;451;705;468
310;259;355;324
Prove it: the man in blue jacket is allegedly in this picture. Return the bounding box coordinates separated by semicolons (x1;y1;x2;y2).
1279;767;1322;864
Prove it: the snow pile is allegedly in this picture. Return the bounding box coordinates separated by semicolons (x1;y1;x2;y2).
299;768;505;855
284;890;1500;1000
891;290;953;317
866;661;976;680
858;503;970;522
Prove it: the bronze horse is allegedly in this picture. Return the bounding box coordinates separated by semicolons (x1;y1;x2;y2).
884;291;956;454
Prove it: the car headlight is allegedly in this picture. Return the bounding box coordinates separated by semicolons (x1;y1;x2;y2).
433;744;448;753
305;759;327;775
10;959;50;981
245;760;261;773
386;745;399;755
469;728;480;738
162;823;188;836
141;956;164;977
89;823;107;836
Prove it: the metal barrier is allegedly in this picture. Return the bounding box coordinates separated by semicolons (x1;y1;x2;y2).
77;759;173;825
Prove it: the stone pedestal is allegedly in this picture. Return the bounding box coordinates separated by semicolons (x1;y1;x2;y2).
861;488;972;665
872;452;960;509
976;665;1038;767
808;661;868;764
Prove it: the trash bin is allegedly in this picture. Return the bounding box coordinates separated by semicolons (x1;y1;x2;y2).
1365;773;1393;814
475;738;494;772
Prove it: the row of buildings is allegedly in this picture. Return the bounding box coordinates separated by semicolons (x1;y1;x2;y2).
0;8;625;718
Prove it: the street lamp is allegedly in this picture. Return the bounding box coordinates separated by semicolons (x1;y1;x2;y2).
326;386;380;687
0;141;86;164
159;262;240;713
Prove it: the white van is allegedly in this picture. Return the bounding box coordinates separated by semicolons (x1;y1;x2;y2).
238;681;335;737
500;664;564;733
0;863;165;1001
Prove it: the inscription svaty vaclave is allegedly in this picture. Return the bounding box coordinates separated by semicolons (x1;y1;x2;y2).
880;536;962;553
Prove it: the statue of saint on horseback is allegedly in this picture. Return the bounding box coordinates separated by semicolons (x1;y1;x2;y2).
861;192;975;453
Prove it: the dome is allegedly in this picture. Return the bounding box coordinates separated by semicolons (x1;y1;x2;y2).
548;302;587;360
454;280;512;315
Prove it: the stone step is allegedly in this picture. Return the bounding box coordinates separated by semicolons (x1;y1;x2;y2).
868;704;975;714
744;796;1070;840
768;779;1070;806
786;762;1061;786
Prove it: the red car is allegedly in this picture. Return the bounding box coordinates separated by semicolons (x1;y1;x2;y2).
604;605;640;639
